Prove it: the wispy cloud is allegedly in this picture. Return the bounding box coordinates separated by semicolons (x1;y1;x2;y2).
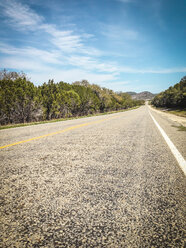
0;0;98;56
40;24;84;53
0;0;139;80
66;54;119;73
0;0;43;30
102;24;138;41
0;0;111;75
0;42;118;74
1;40;185;77
0;43;61;64
143;68;186;74
31;69;118;84
143;0;166;30
119;66;186;74
0;0;185;92
116;0;135;3
0;56;51;72
0;52;119;84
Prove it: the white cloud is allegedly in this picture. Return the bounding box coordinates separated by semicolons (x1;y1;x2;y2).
1;0;185;89
40;24;84;53
0;42;118;73
0;0;43;30
0;0;109;73
0;0;98;56
0;43;61;64
0;56;51;72
66;55;119;73
27;69;119;85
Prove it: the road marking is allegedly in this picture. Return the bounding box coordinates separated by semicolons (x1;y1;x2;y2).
149;109;186;176
0;116;120;150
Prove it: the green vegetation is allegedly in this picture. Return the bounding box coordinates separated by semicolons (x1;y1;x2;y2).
167;109;186;118
0;70;144;126
151;76;186;108
0;107;139;130
172;125;186;132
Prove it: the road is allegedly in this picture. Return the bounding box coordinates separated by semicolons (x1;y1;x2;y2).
0;105;185;247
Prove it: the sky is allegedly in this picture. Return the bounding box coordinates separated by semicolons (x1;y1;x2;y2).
0;0;186;93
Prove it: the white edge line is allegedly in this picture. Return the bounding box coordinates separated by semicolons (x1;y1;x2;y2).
148;109;186;176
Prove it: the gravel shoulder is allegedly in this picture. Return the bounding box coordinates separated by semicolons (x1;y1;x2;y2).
149;105;186;127
149;105;186;159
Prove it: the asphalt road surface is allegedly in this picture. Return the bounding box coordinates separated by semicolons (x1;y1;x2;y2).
0;105;186;247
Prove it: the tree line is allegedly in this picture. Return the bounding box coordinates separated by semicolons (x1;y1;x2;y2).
0;70;144;125
151;76;186;108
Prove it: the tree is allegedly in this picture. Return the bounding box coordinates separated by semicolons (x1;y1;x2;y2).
152;76;186;108
0;70;145;125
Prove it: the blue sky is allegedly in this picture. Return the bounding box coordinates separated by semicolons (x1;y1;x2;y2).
0;0;185;93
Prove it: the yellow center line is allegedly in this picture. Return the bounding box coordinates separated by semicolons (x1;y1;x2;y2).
0;115;120;149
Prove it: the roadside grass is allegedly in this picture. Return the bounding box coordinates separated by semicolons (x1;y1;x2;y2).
172;125;186;132
0;106;140;130
167;109;186;118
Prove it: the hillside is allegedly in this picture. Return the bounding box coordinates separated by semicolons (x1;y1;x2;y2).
126;91;156;100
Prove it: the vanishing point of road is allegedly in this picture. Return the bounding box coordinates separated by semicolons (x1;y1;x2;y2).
0;105;186;247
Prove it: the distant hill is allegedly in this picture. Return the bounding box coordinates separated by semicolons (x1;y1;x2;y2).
126;91;156;100
125;91;137;96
